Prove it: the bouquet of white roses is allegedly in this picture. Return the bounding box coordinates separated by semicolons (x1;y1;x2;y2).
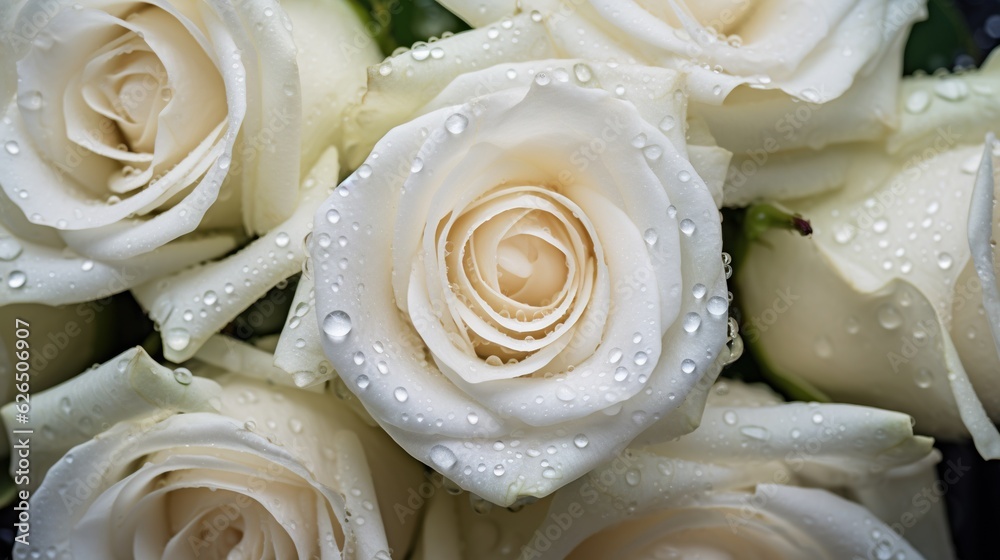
0;0;994;557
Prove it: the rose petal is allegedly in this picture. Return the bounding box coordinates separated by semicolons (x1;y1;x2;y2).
0;346;221;485
133;147;339;362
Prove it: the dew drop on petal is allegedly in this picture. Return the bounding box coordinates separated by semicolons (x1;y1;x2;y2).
4;141;20;155
323;310;352;339
393;387;409;402
642;145;663;160
876;304;902;330
692;283;707;299
0;238;22;261
915;368;933;389
429;445;457;469
707;296;728;316
679;219;696;236
682;312;701;333
573;434;589;448
608;347;623;363
164;328;191;351
937;252;953;270
445;113;468;134
5;271;25;289
172;367;193;385
326;209;341;224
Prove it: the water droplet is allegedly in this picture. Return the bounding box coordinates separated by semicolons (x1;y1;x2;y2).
677;170;691;182
679;219;696;236
0;237;22;261
915;368;933;389
393;387;408;402
534;72;551;85
833;224;856;244
323;310;352;339
872;219;888;234
556;385;576;401
934;78;969;101
658;115;676;132
613;366;629;382
429;445;457;469
811;413;824;424
203;290;218;306
625;469;641;485
573;434;589;448
740;425;770;441
573;63;592;82
633;351;648;366
275;232;290;248
904;90;930;113
608;347;623;363
356;164;372;179
467;412;479;425
410;157;424;173
642;145;663;160
411;43;430;61
692;283;707;299
326;209;341;224
876;304;902;330
937;252;953;270
682;312;701;333
681;359;696;374
173;368;193;385
707;296;728;316
353;351;366;365
493;464;505;476
164;328;191;351
356;375;370;389
445;113;468;134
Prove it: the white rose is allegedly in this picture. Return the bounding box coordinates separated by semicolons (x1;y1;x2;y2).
312;59;734;506
411;380;951;560
737;55;1000;458
394;0;925;204
0;0;379;306
6;348;425;559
